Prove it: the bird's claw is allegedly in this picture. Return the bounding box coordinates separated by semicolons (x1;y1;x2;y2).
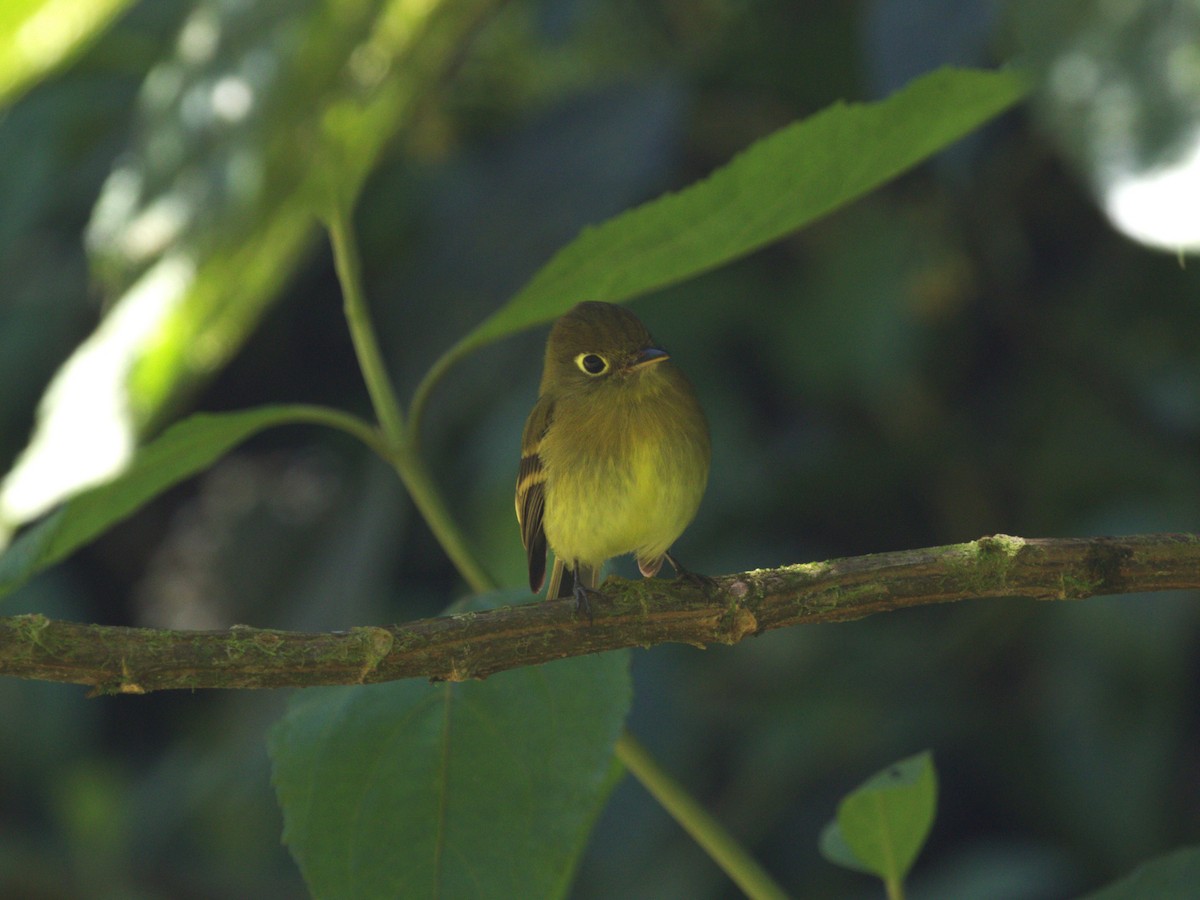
572;582;604;622
665;553;717;592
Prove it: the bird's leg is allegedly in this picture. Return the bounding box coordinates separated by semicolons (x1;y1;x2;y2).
664;552;716;591
570;564;604;621
571;582;606;622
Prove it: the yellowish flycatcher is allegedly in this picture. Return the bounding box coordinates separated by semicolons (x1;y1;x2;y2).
515;301;710;612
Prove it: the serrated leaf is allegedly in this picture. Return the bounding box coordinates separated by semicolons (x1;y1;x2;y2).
0;405;371;599
0;0;135;109
433;66;1029;369
270;594;631;900
821;751;937;884
1084;846;1200;900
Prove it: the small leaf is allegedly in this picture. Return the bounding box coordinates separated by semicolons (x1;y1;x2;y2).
820;751;938;884
1084;846;1200;900
271;592;631;900
430;66;1028;371
0;405;373;599
818;818;873;875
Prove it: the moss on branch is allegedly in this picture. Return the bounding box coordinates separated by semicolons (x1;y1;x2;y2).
1;532;1197;694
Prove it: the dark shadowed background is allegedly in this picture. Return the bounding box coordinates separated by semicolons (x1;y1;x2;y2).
2;0;1199;897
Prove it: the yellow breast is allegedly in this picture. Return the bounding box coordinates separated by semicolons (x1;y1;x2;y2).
538;372;710;570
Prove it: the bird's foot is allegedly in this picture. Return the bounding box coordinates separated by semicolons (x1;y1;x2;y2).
665;553;717;592
572;582;605;622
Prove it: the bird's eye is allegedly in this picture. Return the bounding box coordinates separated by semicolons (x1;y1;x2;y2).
575;353;610;376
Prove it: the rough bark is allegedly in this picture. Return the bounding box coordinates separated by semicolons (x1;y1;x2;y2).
2;533;1197;695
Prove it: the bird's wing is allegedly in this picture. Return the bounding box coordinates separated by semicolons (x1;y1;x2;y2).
515;398;553;592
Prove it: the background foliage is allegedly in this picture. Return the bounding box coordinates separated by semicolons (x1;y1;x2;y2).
2;1;1199;898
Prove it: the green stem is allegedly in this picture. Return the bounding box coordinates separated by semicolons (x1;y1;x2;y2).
616;732;791;900
408;338;461;446
391;441;494;594
329;206;406;445
327;208;494;594
885;877;905;900
287;405;391;461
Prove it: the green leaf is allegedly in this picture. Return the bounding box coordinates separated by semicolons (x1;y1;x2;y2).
820;751;938;885
270;593;631;900
420;66;1029;402
306;0;496;221
0;405;376;600
0;0;135;109
1084;846;1200;899
91;0;499;423
0;1;500;537
818;816;874;875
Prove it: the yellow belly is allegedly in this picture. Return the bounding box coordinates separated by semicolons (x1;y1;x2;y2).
539;386;709;570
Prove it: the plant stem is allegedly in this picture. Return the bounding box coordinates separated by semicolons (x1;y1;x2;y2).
287;405;391;461
616;732;791;900
328;206;406;446
885;877;905;900
408;337;463;447
328;207;494;592
391;441;494;594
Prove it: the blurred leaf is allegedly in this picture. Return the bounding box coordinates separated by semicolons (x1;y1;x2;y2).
1013;0;1200;251
818;817;874;875
0;404;374;600
423;66;1029;393
87;0;501;422
0;0;498;534
820;751;937;885
0;0;134;109
1084;846;1200;899
306;0;494;219
271;594;631;900
0;0;500;536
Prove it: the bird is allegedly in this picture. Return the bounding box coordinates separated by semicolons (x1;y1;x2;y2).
515;301;711;614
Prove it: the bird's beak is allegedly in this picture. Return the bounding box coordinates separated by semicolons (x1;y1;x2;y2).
630;347;670;370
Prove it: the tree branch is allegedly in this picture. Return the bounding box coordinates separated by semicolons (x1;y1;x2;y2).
2;533;1197;695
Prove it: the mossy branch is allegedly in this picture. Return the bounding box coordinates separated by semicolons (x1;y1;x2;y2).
2;532;1197;695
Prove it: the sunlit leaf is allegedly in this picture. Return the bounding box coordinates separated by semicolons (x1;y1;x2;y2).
0;0;500;537
820;751;937;885
0;255;195;532
0;0;135;109
271;592;631;899
0;405;375;599
306;0;493;219
84;0;488;422
1084;846;1200;900
420;66;1029;398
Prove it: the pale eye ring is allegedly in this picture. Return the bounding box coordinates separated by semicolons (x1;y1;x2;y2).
575;352;610;376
